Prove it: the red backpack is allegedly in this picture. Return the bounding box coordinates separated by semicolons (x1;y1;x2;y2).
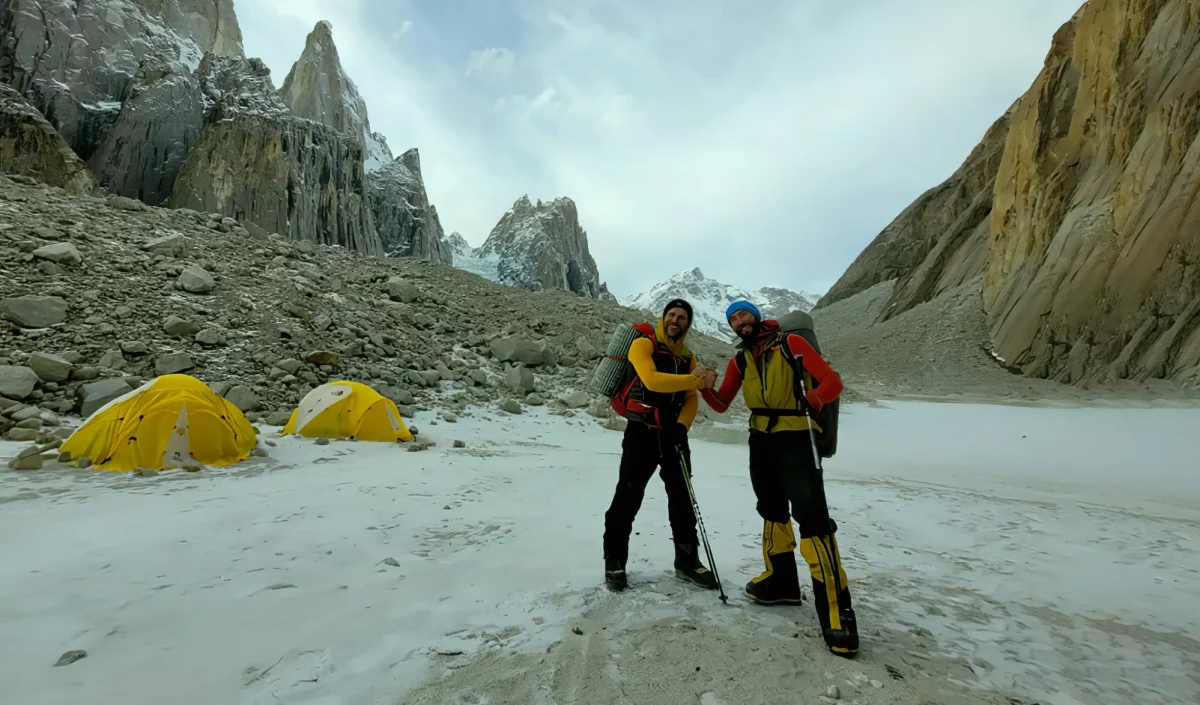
608;323;659;420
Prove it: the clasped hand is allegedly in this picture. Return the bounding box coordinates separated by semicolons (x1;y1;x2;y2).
692;366;718;389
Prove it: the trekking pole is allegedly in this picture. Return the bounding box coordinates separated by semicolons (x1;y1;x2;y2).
796;359;824;474
677;447;729;604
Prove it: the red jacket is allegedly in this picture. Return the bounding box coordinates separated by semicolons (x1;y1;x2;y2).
701;320;843;413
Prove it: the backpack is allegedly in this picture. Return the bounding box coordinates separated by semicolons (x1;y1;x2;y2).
588;322;658;419
775;310;840;458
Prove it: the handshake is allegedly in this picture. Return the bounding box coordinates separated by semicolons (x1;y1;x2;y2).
692;366;719;390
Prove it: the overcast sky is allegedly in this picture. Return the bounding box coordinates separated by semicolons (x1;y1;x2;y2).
233;0;1083;300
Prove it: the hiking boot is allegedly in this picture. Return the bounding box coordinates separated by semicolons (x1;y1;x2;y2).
745;520;803;605
744;549;803;605
819;597;859;659
800;529;859;658
605;557;627;592
674;543;719;589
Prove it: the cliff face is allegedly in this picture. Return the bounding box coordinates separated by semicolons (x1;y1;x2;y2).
3;9;442;260
985;0;1200;386
0;0;243;162
168;55;380;254
365;148;452;263
274;19;454;260
0;82;96;195
476;196;611;299
86;51;207;205
820;0;1200;388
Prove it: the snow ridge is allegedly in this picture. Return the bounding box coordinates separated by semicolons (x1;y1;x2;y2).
622;268;819;338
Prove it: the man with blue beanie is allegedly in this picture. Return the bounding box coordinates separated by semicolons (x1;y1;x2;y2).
701;299;859;658
724;301;762;329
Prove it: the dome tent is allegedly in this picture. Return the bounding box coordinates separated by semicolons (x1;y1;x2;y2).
281;381;413;442
60;374;258;472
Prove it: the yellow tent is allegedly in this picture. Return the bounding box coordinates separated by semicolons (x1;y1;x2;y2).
60;374;258;472
281;381;413;442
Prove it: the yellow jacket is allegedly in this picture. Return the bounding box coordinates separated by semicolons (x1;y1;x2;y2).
626;318;703;428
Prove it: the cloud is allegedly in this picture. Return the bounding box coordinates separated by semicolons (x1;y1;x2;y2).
528;86;557;111
233;0;1085;299
392;20;412;40
465;47;515;77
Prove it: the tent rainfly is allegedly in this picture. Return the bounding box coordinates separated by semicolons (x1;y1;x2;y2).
281;381;413;442
60;374;258;472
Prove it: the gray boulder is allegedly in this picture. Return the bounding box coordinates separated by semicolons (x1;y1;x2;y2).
0;366;39;399
79;378;134;417
97;350;126;370
143;233;188;256
384;277;421;304
28;353;74;383
491;337;549;366
224;385;260;412
177;265;215;293
562;390;591;409
32;242;83;266
265;411;292;426
163;315;201;337
505;367;535;394
1;295;68;328
195;328;226;346
155;353;194;375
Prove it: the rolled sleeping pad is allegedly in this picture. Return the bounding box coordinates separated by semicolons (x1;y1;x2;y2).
589;323;639;397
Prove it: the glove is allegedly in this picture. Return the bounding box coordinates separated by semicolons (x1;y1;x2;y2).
666;422;690;450
804;390;824;412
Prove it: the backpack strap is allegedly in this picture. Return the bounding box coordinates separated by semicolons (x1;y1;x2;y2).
778;334;816;412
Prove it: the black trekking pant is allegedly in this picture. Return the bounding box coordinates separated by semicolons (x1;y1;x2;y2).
603;421;698;565
749;430;833;539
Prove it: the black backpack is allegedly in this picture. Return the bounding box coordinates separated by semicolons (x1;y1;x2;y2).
775;310;840;459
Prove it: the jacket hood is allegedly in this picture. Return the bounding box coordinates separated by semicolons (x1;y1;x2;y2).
655;317;692;358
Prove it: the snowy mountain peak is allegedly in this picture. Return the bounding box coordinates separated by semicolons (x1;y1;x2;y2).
279;21;369;138
445;232;474;258
621;269;819;338
454;196;611;300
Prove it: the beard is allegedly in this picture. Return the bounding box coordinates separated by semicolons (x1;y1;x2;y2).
735;322;760;343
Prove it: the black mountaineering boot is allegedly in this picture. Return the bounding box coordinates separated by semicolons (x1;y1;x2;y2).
605;556;627;592
745;521;803;605
674;543;720;589
801;530;860;658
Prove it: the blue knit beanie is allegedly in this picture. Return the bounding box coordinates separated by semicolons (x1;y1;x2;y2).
725;300;762;323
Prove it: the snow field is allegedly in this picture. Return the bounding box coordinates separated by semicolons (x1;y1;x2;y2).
0;402;1196;705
